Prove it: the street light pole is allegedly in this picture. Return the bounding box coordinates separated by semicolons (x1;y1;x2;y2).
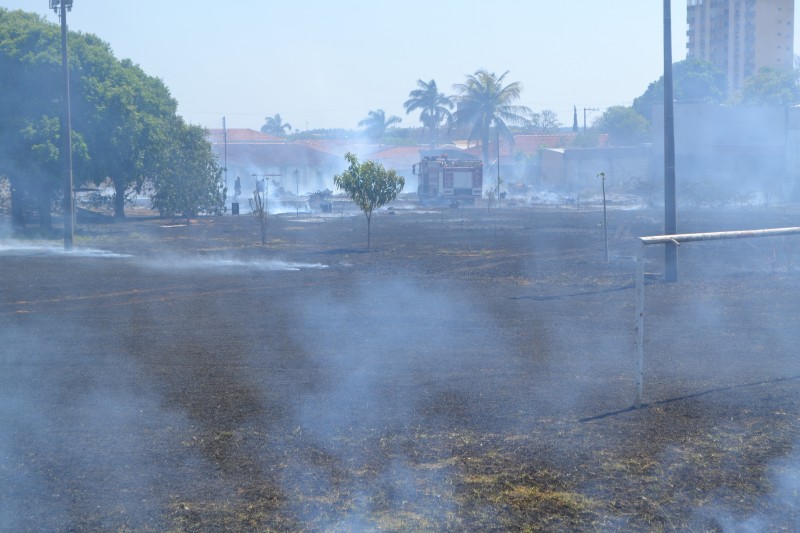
663;0;678;281
496;128;500;207
51;0;75;250
583;107;598;131
599;172;609;263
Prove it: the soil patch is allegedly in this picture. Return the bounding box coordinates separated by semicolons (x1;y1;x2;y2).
2;205;800;531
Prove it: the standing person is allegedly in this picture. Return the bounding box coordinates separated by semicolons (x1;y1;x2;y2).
234;176;241;199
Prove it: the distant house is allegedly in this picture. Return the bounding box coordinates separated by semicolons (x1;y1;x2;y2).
207;129;344;196
366;146;424;190
207;128;281;144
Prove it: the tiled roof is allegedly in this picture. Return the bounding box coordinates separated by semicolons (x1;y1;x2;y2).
207;128;282;144
368;146;424;169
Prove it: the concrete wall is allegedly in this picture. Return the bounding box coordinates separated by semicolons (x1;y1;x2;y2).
539;147;651;193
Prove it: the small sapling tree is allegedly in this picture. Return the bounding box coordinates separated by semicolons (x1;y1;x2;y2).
250;189;268;244
333;152;404;250
598;172;608;262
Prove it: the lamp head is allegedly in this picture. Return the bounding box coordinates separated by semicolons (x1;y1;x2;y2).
49;0;73;13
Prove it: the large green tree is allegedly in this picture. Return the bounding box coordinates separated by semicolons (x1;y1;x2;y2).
739;67;800;106
0;9;68;228
333;152;404;250
150;121;226;222
358;109;402;141
79;58;178;218
593;106;649;146
0;8;223;225
403;79;453;146
632;58;727;120
452;69;532;167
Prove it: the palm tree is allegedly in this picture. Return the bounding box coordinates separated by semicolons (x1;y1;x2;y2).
358;109;402;141
260;113;292;136
403;79;454;146
452;69;532;166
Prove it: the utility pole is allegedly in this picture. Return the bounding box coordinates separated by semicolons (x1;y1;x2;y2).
583;107;599;131
599;172;609;263
663;0;678;281
51;0;74;250
222;116;228;189
496;128;501;207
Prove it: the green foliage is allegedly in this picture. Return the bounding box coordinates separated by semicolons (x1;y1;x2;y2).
404;79;453;146
261;113;292;136
78;57;179;218
452;69;532;165
593;106;649;146
0;10;84;226
0;7;225;225
333;152;404;249
632;59;727;120
150;123;226;221
570;130;602;148
738;67;800;106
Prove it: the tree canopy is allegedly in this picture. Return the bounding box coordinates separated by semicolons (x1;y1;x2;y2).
452;69;532;166
0;8;224;226
333;152;404;250
632;58;727;121
261;113;292;136
403;79;453;146
738;67;800;106
150;121;226;221
593;106;649;146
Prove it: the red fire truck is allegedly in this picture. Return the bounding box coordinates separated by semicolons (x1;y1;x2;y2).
413;155;483;206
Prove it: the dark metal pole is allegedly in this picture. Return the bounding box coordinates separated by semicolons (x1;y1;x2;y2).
663;0;678;281
599;172;609;262
59;1;74;250
496;128;500;207
223;116;227;186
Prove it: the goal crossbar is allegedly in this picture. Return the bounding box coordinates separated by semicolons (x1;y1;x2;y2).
634;227;800;407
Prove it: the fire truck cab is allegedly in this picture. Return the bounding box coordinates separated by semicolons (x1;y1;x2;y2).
413;155;483;206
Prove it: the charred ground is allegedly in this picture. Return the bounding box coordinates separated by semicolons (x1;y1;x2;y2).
2;204;800;531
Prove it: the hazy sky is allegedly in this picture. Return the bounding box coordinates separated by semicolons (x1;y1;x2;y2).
5;1;797;132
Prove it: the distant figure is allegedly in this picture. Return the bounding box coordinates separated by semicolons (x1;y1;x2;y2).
234;176;241;198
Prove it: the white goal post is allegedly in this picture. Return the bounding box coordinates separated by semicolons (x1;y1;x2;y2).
634;227;800;407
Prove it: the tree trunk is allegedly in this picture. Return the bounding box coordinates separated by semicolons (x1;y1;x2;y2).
366;214;371;251
10;178;26;229
481;135;490;173
113;180;126;219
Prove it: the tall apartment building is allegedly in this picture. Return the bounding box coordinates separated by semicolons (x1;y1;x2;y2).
686;0;794;94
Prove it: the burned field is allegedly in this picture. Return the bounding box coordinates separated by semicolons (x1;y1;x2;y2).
2;205;800;531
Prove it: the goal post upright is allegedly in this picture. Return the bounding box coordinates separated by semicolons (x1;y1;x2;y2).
635;240;646;407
